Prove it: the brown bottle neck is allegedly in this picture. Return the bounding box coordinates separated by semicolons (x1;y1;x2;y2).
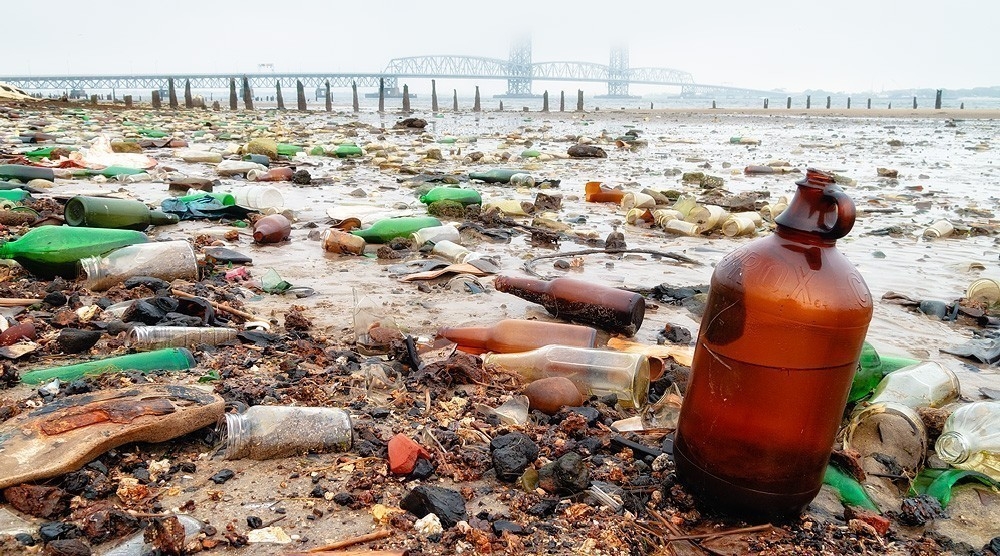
493;275;552;306
437;325;490;349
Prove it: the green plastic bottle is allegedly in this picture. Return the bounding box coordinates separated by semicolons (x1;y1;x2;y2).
333;144;363;158
65;196;179;230
468;169;523;184
419;187;483;206
138;129;168;138
276;143;304;157
350;216;442;244
0;164;55;182
20;347;196;385
177;192;236;206
848;341;921;403
0;225;149;279
73;166;147;178
23;146;76;158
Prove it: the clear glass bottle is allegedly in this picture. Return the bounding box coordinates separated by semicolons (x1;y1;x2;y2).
493;275;645;337
481;345;658;409
431;240;482;264
867;361;961;408
127;325;238;350
219;405;353;460
410;224;461;246
935;401;1000;480
80;240;198;291
103;515;204;556
468;168;521;184
437;318;598;355
509;173;535;187
321;229;367;255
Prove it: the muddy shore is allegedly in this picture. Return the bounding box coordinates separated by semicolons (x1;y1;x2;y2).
0;99;999;555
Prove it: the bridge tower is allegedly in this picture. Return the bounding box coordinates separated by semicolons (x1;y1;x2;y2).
605;43;631;98
505;35;534;97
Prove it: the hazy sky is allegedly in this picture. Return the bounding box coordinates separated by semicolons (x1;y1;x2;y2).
4;0;997;95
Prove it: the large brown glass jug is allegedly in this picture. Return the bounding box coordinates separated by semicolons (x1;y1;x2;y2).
673;168;873;519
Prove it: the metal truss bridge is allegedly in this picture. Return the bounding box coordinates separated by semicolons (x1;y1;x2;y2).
1;42;776;99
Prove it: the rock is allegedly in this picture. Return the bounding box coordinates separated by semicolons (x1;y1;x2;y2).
565;406;601;427
3;485;66;518
537;452;590;494
899;494;944;526
567;144;607;158
400;485;468;529
387;433;431;475
490;432;539;482
394;118;427;129
292;169;311;185
492;520;528;536
0;323;36;346
414;513;443;537
210;469;235;484
56;328;102;354
111;141;143;154
877;167;899;178
38;521;80;543
844;507;890;536
409;457;435;480
43;538;91;555
523;376;583;415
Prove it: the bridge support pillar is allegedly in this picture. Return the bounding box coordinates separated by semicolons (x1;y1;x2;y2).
297;80;307;111
276;81;285;110
576;90;583;112
402;84;411;114
431;80;438;113
242;76;253;110
453;90;458;112
560;91;565;112
168;78;178;109
474;86;481;112
542;91;549;112
184;80;193;109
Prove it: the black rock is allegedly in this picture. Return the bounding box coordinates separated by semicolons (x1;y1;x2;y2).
987;536;1000;554
899;494;945;526
409;457;436;480
567;406;601;426
121;300;167;325
567;144;608;158
526;498;559;517
292;169;312;185
576;436;601;455
537;452;590;494
56;328;102;354
247;515;263;529
333;492;354;506
43;538;91;555
14;532;35;546
368;407;391;419
310;485;326;498
660;324;692;344
203;246;253;265
490;433;539;482
210;469;235;484
43;291;67;307
400;485;468;529
122;276;171;291
492;520;528;536
38;521;80;542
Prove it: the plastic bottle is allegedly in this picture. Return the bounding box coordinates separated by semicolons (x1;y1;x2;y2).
685;204;729;233
923;219;954;239
483;199;534;216
721;212;763;237
438;319;598;355
419;187;483;206
584;181;626;203
127;325;238;350
621;192;656;211
0;164;55;182
0;225;149;279
333;143;363;158
242;153;271;166
493;275;646;337
80;240;198;291
866;361;961;408
481;345;657;409
468;169;522;184
247;167;295;182
230;185;283;209
20;347;196;384
65;196;179;230
411;224;461;246
219;405;353;460
430;240;481;264
351;216;442;244
673;168;873;519
0;189;30;203
178;191;236;206
252;214;292;244
935;401;1000;480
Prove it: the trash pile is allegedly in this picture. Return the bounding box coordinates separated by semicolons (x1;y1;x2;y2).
0;99;998;556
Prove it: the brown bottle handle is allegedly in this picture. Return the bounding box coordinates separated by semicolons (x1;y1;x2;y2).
821;187;856;239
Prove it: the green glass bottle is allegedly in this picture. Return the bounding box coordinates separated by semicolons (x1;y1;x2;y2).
468;169;523;184
20;347;196;385
848;341;921;403
276;143;304;157
65;196;180;230
0;190;30;203
419;187;482;206
0;164;55;182
333;144;363;158
138;128;168;138
177;192;236;206
350;216;442;244
0;225;149;279
73;166;147;178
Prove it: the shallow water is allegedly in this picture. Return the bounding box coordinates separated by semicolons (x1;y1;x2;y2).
6;105;1000;399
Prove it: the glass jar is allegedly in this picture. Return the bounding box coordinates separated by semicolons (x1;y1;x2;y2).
219;406;353;460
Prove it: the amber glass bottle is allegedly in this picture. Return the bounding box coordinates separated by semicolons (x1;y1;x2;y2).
493;275;645;336
584;181;626;203
673;168;873;519
252;214;291;243
438;319;598;355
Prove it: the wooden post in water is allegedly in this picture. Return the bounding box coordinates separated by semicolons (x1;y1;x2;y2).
787;96;791;109
542;91;549;112
867;98;871;109
935;89;942;110
431;79;438;113
275;81;285;110
402;84;411;114
888;102;892;109
168;78;178;109
229;78;238;110
560;91;565;112
576;90;584;111
847;97;851;109
499;101;504;111
960;102;964;109
378;78;385;113
152;90;161;110
474;86;481;112
806;95;811;109
349;81;356;113
184;80;193;108
296;80;307;111
763;98;768;109
712;100;717;109
912;96;917;109
124;95;132;108
90;94;98;106
242;76;254;110
826;96;831;109
453;89;458;111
